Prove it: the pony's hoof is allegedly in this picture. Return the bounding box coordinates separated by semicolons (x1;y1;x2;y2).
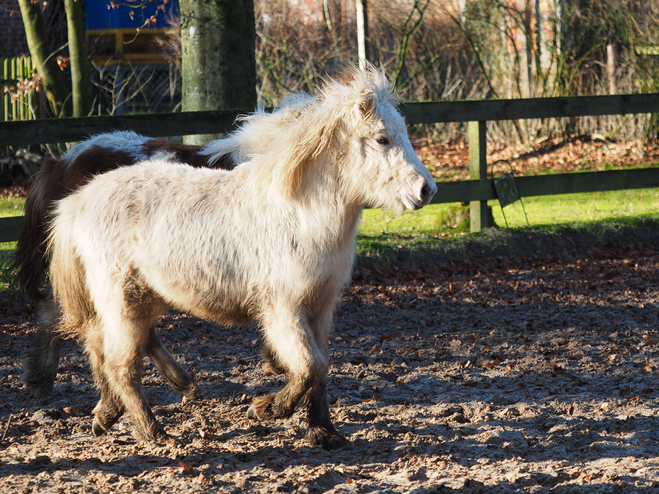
181;385;204;402
135;425;169;443
186;385;205;401
153;429;169;443
248;393;291;421
92;419;107;437
30;384;54;399
306;427;350;450
22;373;55;399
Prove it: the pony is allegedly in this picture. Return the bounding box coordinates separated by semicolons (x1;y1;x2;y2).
46;66;436;448
20;99;312;398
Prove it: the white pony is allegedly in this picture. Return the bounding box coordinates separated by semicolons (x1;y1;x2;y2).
21;98;313;399
47;66;436;448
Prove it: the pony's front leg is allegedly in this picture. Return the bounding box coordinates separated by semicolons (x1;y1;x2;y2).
91;390;126;437
303;376;349;449
248;309;323;420
303;308;349;449
102;340;167;442
248;308;348;449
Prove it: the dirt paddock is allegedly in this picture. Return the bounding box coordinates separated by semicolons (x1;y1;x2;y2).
1;233;659;493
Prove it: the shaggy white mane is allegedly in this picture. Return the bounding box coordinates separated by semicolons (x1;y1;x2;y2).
200;65;397;180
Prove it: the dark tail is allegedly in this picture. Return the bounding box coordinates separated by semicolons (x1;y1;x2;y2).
12;158;69;302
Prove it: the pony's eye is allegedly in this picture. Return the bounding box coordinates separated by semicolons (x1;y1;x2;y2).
376;136;390;146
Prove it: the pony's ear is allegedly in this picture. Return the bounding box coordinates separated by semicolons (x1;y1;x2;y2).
358;94;376;120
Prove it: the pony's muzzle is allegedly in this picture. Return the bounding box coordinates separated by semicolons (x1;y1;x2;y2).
412;179;437;210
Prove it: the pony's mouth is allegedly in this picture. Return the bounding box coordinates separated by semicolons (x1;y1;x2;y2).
402;181;436;211
401;195;425;211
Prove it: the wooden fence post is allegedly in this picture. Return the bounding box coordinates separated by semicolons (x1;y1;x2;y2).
469;120;491;232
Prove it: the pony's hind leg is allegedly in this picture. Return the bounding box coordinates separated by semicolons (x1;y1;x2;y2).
145;327;203;400
23;298;63;398
87;280;168;441
83;323;126;436
23;328;62;398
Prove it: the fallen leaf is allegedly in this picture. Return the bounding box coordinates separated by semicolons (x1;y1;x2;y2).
179;462;194;475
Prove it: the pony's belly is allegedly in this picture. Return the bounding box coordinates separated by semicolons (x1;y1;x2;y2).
191;300;254;326
159;282;257;326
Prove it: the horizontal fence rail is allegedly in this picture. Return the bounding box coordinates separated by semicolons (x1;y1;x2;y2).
0;216;22;244
1;92;659;240
430;168;659;204
401;93;659;124
0;109;243;147
2;93;659;146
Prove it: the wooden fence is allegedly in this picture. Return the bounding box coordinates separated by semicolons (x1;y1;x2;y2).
1;92;659;242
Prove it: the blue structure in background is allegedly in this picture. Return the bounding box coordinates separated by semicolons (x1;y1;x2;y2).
84;0;182;115
85;0;180;30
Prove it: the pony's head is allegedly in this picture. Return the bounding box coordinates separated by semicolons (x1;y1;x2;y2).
243;66;436;213
327;66;437;213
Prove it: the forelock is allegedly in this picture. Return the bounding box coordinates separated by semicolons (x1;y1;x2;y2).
318;64;397;118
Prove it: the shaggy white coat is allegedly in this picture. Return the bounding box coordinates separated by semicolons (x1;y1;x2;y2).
48;66;436;446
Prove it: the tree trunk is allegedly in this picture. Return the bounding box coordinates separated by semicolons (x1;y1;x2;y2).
18;0;71;118
180;0;256;145
64;0;88;117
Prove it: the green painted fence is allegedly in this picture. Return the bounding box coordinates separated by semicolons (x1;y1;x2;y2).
0;56;35;122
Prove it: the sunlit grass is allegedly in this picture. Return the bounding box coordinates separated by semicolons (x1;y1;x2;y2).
359;188;659;235
490;188;659;228
0;197;24;217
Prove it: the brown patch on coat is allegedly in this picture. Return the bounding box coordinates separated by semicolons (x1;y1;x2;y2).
142;139;237;170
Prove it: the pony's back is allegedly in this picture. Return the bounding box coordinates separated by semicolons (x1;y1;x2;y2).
12;132;236;301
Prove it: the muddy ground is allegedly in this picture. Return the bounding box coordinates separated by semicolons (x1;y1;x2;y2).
1;230;659;494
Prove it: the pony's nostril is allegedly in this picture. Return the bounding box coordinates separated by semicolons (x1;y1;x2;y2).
420;183;431;202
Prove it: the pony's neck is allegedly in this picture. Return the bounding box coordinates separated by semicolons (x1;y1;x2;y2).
297;151;364;251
